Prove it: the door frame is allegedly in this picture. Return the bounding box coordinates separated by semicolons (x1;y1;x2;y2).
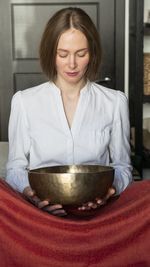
115;0;125;91
129;0;144;175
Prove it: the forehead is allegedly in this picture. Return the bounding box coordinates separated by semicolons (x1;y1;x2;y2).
57;28;88;49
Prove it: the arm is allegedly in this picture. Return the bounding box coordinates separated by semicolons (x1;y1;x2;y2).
109;91;133;195
78;91;133;211
6;91;67;216
6;91;31;192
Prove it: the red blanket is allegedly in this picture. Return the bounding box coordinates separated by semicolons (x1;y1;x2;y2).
0;179;150;267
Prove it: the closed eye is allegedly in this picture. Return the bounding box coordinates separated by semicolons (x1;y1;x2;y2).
77;50;89;57
57;53;68;58
57;49;89;58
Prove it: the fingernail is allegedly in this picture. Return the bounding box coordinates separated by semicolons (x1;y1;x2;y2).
80;206;86;210
97;199;102;204
88;202;93;207
28;191;34;197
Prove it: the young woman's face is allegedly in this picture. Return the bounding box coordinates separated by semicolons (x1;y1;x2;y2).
55;28;90;85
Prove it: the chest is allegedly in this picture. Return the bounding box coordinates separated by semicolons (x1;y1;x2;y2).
62;95;79;128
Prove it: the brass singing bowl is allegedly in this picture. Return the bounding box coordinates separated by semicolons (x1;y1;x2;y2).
28;165;114;206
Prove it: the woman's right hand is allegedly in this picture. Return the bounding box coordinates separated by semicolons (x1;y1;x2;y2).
23;186;67;217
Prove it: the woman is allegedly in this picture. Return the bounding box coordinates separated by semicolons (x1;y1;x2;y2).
1;8;150;267
6;7;132;216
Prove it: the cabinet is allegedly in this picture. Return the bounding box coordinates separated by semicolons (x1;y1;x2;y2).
143;95;150;103
143;23;150;103
144;22;150;35
143;21;150;168
129;0;150;176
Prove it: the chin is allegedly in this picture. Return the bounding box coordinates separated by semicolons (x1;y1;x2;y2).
65;76;83;84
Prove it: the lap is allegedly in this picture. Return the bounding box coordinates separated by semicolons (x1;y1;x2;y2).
0;178;150;267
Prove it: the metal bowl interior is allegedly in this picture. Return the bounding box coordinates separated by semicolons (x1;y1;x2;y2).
29;165;114;206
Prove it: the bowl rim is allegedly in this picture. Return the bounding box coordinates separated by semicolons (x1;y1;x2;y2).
28;164;114;175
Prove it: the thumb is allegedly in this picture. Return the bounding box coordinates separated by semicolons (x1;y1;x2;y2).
109;187;116;195
105;187;116;200
23;186;35;197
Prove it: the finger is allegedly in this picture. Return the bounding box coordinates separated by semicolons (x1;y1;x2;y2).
27;196;40;206
78;203;95;211
99;187;115;205
50;209;67;216
95;198;103;205
42;205;67;217
81;202;92;210
87;202;94;207
32;195;41;202
91;203;98;209
109;187;116;195
45;204;63;211
37;200;50;209
87;202;98;209
78;206;86;211
27;194;49;208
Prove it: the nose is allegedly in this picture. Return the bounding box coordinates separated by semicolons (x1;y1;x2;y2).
68;54;77;69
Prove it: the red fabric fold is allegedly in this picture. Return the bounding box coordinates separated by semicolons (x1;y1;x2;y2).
0;179;150;267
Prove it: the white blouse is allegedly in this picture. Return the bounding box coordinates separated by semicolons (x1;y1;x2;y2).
6;81;132;194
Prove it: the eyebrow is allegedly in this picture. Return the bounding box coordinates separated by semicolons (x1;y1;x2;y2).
57;48;88;52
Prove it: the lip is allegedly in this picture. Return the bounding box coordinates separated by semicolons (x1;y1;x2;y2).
66;72;79;77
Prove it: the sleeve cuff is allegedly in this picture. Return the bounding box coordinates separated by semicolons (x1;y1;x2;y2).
6;168;30;193
113;168;133;195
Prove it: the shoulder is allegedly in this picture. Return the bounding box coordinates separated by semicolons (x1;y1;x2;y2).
90;82;128;102
89;82;128;111
13;82;50;99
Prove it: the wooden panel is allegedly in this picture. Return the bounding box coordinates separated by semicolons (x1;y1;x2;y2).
12;3;98;59
14;73;48;91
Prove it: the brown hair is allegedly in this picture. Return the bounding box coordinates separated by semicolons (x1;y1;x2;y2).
39;7;102;81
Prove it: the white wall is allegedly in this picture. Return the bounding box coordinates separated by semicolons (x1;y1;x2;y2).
144;0;150;23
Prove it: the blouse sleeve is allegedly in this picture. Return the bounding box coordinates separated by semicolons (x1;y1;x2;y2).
109;91;133;195
6;91;31;193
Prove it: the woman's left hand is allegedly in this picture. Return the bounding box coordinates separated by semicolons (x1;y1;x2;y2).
78;187;116;211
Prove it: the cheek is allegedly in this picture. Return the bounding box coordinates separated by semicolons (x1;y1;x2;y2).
81;58;90;69
55;57;65;69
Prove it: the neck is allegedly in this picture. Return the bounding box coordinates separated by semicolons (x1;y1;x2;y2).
54;78;87;97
